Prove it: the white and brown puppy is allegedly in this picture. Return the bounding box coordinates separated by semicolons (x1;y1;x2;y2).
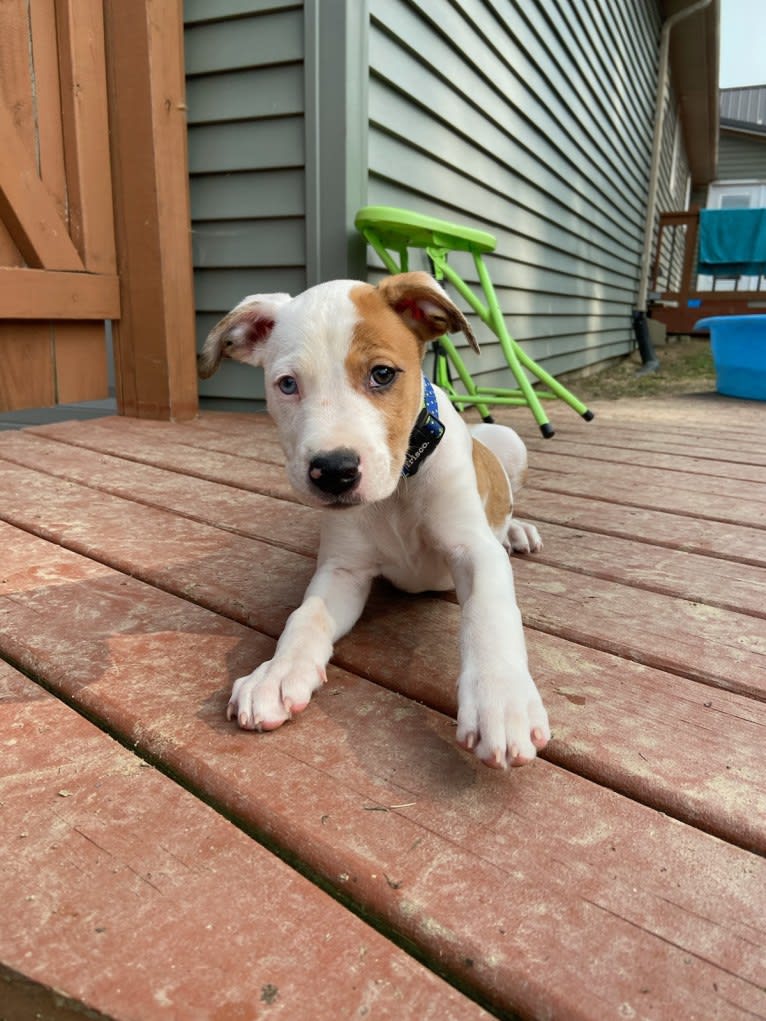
199;271;549;768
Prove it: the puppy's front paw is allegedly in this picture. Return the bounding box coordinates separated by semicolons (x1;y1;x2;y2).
456;669;549;769
505;518;543;554
227;657;326;731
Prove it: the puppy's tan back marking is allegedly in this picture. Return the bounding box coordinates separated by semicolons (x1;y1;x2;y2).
472;438;512;529
348;285;425;463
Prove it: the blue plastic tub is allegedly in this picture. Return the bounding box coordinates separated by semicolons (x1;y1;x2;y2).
694;314;766;400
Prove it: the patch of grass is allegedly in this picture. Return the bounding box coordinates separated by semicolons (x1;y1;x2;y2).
568;337;716;401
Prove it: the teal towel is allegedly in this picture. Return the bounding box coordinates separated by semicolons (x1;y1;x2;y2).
698;208;766;276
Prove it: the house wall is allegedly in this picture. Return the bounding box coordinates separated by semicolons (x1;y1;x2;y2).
657;93;692;213
717;131;766;181
366;0;681;384
185;0;367;401
185;0;309;399
184;0;690;398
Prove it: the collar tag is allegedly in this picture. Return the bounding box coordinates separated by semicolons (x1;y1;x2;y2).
401;377;445;478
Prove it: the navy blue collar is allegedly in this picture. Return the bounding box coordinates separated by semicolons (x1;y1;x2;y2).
401;377;445;477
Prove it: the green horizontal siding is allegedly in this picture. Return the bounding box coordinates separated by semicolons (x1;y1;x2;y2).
718;134;766;180
188;117;304;173
367;0;673;385
186;65;303;124
185;8;302;73
191;169;305;219
192;218;305;268
185;0;309;400
185;0;300;23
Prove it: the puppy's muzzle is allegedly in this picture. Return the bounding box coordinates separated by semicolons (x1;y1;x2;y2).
308;449;361;497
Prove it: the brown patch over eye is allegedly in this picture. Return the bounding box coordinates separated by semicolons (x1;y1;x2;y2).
348;285;426;464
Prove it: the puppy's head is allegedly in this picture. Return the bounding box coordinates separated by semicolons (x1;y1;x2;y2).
199;272;477;507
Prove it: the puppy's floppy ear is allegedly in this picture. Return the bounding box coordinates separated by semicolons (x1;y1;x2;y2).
376;271;480;353
197;293;291;379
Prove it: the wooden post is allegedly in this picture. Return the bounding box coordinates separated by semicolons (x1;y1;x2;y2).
103;0;198;420
682;211;701;303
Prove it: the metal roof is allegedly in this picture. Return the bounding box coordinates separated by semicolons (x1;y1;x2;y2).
720;85;766;131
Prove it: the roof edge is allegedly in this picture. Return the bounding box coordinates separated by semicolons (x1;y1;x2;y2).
721;120;766;140
662;0;720;186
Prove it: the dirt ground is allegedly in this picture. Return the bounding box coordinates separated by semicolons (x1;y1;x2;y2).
564;336;716;402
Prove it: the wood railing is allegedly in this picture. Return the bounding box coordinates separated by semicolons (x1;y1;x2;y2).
649;210;766;333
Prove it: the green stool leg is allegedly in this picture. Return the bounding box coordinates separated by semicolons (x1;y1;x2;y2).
426;251;494;420
432;251;551;432
473;256;554;436
432;334;494;420
432;342;465;411
360;228;407;274
512;345;592;417
472;254;593;422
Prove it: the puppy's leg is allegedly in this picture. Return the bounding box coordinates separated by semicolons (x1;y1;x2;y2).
470;423;542;554
470;423;528;493
228;560;373;731
447;532;550;768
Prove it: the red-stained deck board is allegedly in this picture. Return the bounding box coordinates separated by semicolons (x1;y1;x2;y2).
529;447;766;500
3;428;762;593
0;430;319;555
3;446;764;630
28;417;297;502
527;463;766;527
0;454;764;854
526;520;766;618
526;435;766;478
1;524;765;1020
519;392;766;434
4;429;765;698
0;660;479;1021
198;400;764;456
346;586;766;849
512;558;766;698
45;409;289;467
518;488;766;568
28;410;766;532
2;394;766;1019
529;452;766;511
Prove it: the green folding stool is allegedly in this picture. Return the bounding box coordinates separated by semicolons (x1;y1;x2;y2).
355;205;594;437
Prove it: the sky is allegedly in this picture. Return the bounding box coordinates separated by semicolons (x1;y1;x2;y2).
719;0;766;89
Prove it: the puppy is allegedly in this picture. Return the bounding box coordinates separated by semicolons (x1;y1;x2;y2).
199;271;549;768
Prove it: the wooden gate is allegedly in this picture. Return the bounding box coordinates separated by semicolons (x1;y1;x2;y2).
0;0;198;420
0;0;117;411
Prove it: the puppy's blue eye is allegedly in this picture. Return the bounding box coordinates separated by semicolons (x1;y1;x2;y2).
370;365;397;389
277;376;298;395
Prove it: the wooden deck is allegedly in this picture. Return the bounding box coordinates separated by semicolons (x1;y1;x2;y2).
1;393;764;1020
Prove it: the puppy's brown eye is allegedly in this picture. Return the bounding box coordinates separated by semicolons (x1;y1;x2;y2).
369;365;397;389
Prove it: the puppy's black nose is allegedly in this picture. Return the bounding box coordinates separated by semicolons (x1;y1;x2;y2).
308;449;361;496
